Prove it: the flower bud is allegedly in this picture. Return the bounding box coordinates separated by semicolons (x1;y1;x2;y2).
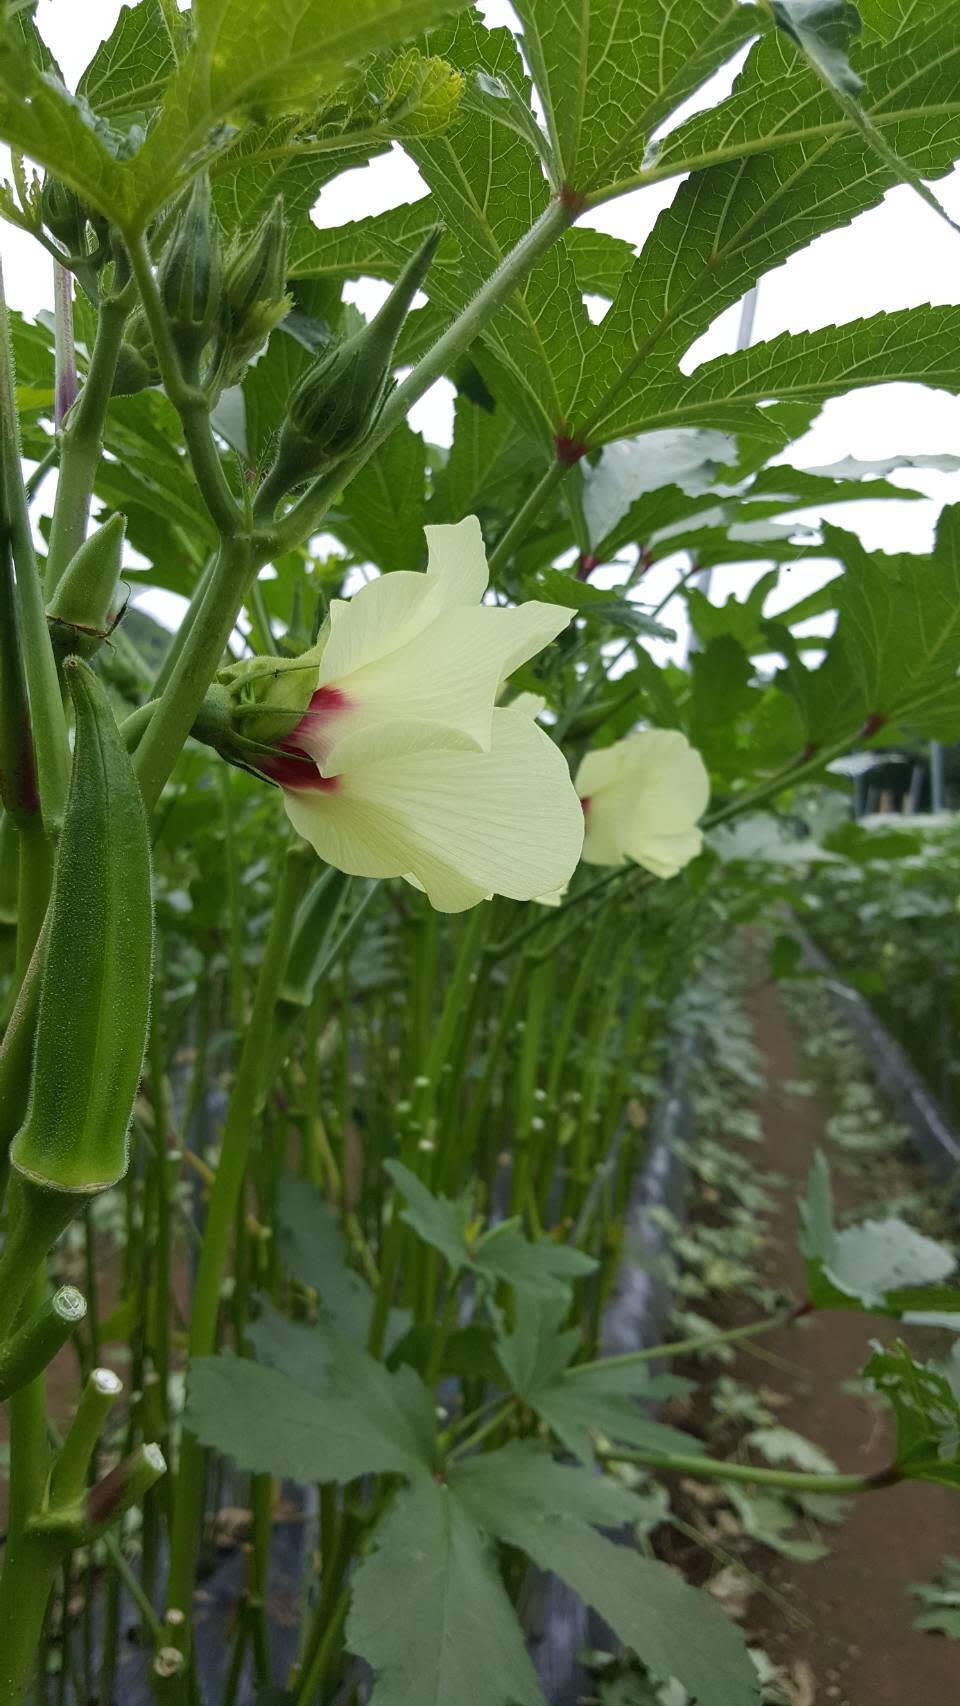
213;197;292;384
261;227;441;500
113;311;161;395
46;513;125;658
40;175;87;253
158;173;222;369
10;660;153;1196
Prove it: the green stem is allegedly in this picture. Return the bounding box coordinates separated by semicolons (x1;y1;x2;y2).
0;1285;85;1401
703;724;878;832
43;298;127;600
133;532;255;811
0;1182;75;1343
165;847;312;1636
126;232;241;540
219;766;247;1033
567;1306;802;1378
487;460;567;578
0;1256;57;1706
246;576;278;656
446;1398;516;1463
293;1589;350;1706
150;552;215;700
599;1446;901;1496
0;263;70;830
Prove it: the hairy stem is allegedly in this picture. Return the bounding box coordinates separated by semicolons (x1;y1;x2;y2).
44;296;128;599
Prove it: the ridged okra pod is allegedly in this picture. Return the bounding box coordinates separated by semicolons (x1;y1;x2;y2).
10;658;153;1196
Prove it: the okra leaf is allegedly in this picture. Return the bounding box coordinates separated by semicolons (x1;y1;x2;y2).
800;1151;960;1316
347;1474;546;1706
865;1341;960;1490
76;0;179;125
512;0;765;192
385;1162;597;1296
495;1298;700;1464
453;1460;759;1706
450;1440;672;1535
384;1161;471;1272
187;1312;435;1483
331;421;430;574
276;1175;411;1353
829;507;960;740
770;0;863;95
523;1363;701;1468
472;1222;597;1297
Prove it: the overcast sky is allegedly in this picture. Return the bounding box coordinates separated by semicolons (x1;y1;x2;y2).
5;0;960;660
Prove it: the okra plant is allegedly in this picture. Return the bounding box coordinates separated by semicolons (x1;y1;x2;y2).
2;0;960;1702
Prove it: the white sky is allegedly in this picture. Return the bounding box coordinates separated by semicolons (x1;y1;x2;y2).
5;0;960;663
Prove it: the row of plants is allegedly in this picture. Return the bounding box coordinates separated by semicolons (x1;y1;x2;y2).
3;0;960;1702
794;816;960;1121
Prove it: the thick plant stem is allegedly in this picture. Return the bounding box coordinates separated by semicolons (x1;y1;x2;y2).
44;297;127;599
165;848;312;1643
133;533;255;811
0;263;70;830
0;1257;56;1706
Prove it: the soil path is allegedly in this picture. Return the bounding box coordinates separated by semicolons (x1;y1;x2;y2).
736;959;959;1705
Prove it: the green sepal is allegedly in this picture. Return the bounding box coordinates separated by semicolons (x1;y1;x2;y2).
158;173;222;368
46;513;125;658
219;196;292;380
10;660;153;1196
40;175;86;252
215;636;327;745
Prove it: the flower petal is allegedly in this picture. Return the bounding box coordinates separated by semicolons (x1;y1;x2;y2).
424;516;489;604
321;603;571;774
579;729;709;877
283;706;584;912
318;517;489;686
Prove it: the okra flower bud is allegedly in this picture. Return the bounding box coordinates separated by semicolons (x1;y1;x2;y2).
158;173;222;369
40;175;87;253
261;227;441;501
113;311;161;395
10;659;153;1195
205;198;293;386
46;512;125;658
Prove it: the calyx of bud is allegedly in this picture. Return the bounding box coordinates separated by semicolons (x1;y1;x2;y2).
40;175;87;253
215;197;292;384
46;513;125;658
194;640;326;775
158;173;222;369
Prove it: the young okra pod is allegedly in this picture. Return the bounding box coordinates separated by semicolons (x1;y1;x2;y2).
10;658;154;1197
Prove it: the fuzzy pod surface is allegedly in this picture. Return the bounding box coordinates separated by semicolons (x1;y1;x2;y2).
10;660;153;1194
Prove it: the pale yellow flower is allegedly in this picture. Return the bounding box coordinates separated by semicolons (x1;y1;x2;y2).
265;518;584;911
576;730;709;879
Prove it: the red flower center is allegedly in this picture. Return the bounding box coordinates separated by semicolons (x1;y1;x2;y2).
258;686;349;792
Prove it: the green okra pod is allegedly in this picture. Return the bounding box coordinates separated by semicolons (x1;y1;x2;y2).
10;658;154;1196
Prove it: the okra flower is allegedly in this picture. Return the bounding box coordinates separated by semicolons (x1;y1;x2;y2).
576;730;709;879
257;518;584;912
